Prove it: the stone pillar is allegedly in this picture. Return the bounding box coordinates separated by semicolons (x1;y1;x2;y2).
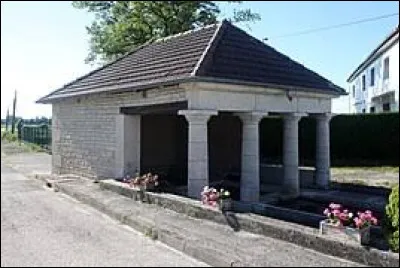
178;110;218;199
236;112;267;202
115;114;141;178
282;113;304;197
315;113;333;189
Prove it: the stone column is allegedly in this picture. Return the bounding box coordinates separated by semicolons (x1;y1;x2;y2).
236;112;267;202
115;114;141;178
282;113;304;197
179;110;218;199
315;113;333;189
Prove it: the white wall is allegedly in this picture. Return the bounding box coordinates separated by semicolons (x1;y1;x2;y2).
349;37;399;114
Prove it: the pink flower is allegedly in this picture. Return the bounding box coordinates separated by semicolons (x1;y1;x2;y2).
209;201;217;207
332;209;340;217
372;217;378;225
363;213;372;220
323;208;330;215
354;217;362;228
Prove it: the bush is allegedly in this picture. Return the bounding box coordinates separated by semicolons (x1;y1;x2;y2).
385;184;399;252
1;131;18;142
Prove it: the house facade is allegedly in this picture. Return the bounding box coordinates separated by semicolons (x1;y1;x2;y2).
347;26;399;114
38;21;345;201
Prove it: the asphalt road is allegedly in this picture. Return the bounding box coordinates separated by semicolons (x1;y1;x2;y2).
1;162;207;267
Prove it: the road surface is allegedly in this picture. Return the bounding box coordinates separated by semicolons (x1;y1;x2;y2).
1;162;207;267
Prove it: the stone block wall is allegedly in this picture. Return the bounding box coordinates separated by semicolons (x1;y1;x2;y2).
260;164;316;188
51;87;186;178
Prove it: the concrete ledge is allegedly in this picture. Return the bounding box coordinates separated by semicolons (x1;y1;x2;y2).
46;179;250;266
98;179;399;267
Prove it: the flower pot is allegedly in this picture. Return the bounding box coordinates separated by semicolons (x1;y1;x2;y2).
219;198;233;212
319;220;370;245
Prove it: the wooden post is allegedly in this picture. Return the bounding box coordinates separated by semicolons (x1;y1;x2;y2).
5;107;9;131
11;90;17;134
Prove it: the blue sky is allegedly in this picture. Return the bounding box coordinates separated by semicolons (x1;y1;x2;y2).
1;1;399;118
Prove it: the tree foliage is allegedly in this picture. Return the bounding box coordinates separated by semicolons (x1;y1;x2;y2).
72;1;260;64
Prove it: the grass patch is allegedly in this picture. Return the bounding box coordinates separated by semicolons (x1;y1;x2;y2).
347;179;368;186
1;131;18;142
378;181;399;189
21;141;46;152
332;166;399;173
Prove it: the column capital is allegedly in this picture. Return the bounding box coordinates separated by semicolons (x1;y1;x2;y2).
235;111;268;124
178;109;218;124
282;112;307;122
313;113;334;122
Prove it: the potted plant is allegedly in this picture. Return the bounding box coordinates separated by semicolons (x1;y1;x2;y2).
218;188;232;212
319;203;378;245
200;186;232;212
129;173;159;202
201;186;219;208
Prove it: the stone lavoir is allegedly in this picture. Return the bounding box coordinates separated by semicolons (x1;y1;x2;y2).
37;20;346;201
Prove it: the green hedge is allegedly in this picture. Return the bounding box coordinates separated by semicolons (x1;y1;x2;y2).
260;113;399;166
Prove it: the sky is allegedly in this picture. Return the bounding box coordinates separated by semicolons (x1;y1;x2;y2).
1;1;399;119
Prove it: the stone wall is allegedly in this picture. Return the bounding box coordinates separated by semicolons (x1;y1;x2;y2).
260;164;316;187
51;87;186;178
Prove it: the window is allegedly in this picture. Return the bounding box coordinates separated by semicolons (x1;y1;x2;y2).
383;57;390;80
370;106;375;113
362;108;366;113
352;85;355;97
383;103;391;112
370;68;375;86
362;75;366;91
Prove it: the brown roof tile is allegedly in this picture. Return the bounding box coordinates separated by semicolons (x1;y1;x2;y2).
38;21;345;103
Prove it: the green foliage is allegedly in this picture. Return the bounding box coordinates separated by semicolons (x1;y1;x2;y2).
72;1;260;64
1;131;17;142
385;184;399;252
330;113;399;166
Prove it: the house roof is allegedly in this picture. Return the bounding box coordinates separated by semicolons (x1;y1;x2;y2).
37;20;345;103
347;26;399;83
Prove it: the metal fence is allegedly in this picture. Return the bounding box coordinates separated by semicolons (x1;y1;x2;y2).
19;123;52;148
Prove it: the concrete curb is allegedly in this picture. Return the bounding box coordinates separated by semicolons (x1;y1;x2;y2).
37;176;398;267
97;179;399;267
47;179;246;267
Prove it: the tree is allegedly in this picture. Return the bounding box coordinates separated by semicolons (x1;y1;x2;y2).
72;1;260;64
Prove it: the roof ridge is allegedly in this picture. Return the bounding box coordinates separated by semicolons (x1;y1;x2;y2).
154;22;220;44
191;21;226;76
201;21;345;94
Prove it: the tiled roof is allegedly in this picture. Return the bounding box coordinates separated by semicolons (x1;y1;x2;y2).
38;20;345;103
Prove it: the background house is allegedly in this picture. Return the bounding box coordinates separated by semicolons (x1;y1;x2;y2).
347;26;399;114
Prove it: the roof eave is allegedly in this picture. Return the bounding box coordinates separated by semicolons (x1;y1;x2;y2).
37;75;345;104
192;76;346;97
347;27;399;82
35;76;195;104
